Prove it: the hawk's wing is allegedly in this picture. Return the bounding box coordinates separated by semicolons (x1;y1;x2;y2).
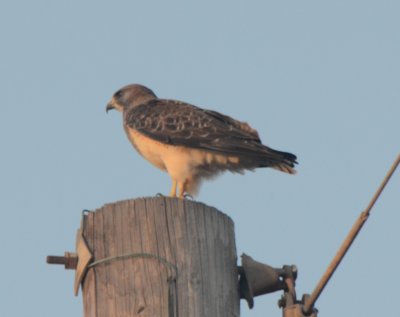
125;99;261;151
124;99;297;168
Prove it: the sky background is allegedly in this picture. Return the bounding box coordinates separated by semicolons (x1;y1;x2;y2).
1;1;399;316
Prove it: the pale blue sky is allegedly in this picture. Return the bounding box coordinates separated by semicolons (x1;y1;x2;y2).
0;1;399;316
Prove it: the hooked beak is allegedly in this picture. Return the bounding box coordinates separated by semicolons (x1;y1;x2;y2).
106;99;115;113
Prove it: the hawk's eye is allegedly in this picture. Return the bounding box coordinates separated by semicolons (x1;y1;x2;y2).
115;90;123;99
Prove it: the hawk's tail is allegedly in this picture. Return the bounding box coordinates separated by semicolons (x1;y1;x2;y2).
260;148;298;174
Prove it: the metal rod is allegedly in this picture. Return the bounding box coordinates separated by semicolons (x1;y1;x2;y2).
46;253;78;269
47;255;68;265
303;154;400;314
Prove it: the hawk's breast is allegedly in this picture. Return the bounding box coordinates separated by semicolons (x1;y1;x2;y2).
124;126;242;178
125;127;171;170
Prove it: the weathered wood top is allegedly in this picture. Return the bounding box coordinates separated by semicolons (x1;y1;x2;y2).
81;197;239;317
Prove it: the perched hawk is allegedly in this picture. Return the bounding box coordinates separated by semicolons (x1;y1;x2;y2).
106;84;297;198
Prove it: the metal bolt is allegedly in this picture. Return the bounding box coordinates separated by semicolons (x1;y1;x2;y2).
47;252;78;269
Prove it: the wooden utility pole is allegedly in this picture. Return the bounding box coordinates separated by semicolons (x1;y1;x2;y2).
47;155;400;317
75;197;239;317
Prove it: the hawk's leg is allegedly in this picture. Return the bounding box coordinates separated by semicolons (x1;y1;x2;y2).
169;180;177;197
177;179;188;199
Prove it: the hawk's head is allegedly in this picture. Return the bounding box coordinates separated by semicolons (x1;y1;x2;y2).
106;84;157;113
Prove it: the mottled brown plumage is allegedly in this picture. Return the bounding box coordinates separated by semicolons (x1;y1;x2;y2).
106;84;297;197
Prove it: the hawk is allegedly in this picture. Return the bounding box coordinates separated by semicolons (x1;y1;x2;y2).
106;84;297;198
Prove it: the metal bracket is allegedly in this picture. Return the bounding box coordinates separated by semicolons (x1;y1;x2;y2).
73;227;93;295
47;226;93;296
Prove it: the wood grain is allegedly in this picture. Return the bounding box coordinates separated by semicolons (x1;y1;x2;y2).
81;197;239;317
